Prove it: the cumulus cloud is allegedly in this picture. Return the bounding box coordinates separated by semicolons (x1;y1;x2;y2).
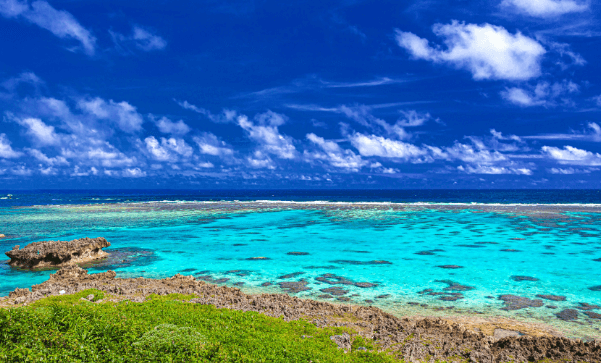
305;133;366;171
144;136;193;162
27;148;68;165
349;133;434;162
0;133;22;158
500;80;579;107
13;116;59;145
193;133;234;157
122;167;146;178
152;116;190;135
0;0;96;55
237;111;297;159
542;145;601;166
78;97;144;133
110;25;167;53
396;21;546;81
501;0;588;18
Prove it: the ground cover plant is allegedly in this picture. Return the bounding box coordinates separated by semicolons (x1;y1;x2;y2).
0;289;400;363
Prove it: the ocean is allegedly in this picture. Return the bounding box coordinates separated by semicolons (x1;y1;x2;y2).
1;189;600;339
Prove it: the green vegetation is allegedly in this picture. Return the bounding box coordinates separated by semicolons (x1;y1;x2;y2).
0;289;400;362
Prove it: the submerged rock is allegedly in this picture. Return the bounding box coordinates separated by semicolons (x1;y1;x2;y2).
5;237;110;269
498;295;544;310
277;280;310;293
286;252;309;256
511;276;539;282
436;265;463;269
536;294;566;301
577;302;601;311
556;309;579;321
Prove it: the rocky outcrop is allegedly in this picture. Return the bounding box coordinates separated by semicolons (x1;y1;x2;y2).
5;237;110;269
3;266;600;363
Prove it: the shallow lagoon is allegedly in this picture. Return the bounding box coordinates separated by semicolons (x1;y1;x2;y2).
1;200;601;339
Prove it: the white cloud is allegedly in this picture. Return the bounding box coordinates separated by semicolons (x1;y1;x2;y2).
110;25;167;53
193;133;234;157
524;122;601;142
500;80;579;107
549;167;597;174
245;151;276;169
0;0;96;55
305;133;366;171
501;0;588;18
396;21;546;81
144;136;193;162
349;133;433;162
445;142;507;164
71;166;98;177
27;148;68;165
542;145;601;166
11;165;32;176
457;165;533;175
0;133;22;158
122;167;146;178
237;111;297;159
78;97;144;133
14;117;59;145
176;100;237;123
152;116;190;135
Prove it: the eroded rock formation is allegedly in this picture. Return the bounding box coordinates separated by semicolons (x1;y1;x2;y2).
2;266;600;362
5;237;110;269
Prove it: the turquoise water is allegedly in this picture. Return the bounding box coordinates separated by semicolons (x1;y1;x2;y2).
1;201;601;338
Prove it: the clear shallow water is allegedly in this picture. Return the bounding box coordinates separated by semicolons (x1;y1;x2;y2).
1;190;601;339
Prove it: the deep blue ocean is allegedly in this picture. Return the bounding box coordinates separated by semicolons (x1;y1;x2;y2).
1;189;600;339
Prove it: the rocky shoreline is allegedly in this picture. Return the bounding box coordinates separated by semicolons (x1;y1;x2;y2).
1;266;599;363
5;237;110;269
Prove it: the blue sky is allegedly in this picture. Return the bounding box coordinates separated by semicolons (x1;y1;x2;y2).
1;0;601;189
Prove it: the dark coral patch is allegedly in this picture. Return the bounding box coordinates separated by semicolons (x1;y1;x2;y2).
330;260;392;265
233;244;247;246
577;303;601;311
439;293;464;301
180;268;196;273
415;251;435;256
498;295;543;310
245;257;271;261
315;273;354;285
365;299;374;304
556;309;579;321
355;282;377;288
436;265;463;269
588;285;601;291
278;272;305;279
536;295;566;301
435;280;475;291
320;286;349;296
584;311;601;319
260;282;272;287
457;245;486;248
593;258;601;262
278;280;310;293
501;249;521;252
376;294;390;299
287;252;309;256
511;276;539;282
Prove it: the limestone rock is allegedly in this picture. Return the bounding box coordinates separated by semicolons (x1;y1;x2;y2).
5;237;110;269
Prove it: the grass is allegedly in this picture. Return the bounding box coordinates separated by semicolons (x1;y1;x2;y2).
0;289;401;363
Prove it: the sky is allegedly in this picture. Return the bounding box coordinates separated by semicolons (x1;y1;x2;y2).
1;0;601;189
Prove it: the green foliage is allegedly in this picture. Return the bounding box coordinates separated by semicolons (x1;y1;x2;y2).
0;289;401;362
133;323;205;355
